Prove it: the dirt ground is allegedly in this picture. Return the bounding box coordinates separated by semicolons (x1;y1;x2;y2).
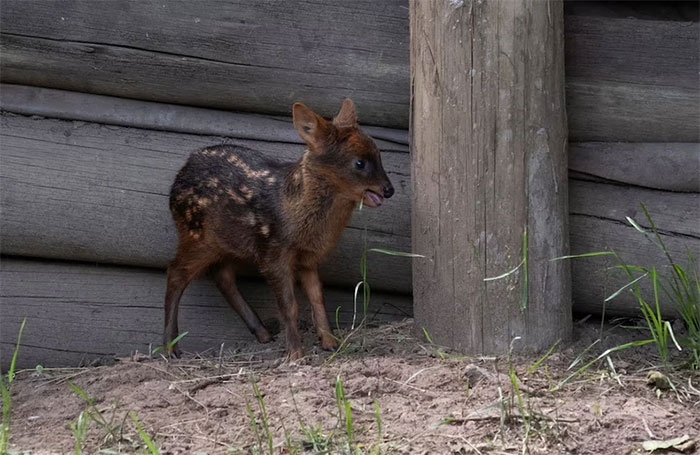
5;319;700;455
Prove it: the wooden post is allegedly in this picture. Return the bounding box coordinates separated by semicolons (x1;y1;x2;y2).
410;0;571;354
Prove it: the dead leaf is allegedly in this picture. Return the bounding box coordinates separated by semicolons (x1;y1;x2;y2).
642;435;695;452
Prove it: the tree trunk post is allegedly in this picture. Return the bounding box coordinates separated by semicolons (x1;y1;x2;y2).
410;0;571;354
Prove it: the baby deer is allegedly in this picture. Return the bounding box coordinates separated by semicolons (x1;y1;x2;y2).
164;99;394;360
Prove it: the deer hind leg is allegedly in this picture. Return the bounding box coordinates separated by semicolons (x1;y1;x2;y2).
298;266;338;351
163;240;218;357
212;261;272;343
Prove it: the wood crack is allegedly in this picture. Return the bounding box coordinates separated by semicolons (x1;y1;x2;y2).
570;171;700;194
1;32;353;79
569;212;700;241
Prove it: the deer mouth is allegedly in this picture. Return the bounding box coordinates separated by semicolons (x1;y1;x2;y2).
362;190;384;208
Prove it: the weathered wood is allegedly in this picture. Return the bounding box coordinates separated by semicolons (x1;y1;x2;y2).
570;178;700;316
0;258;412;369
565;1;699;23
566;13;698;91
2;3;698;140
570;179;699;239
0;84;409;150
565;10;699;142
570;217;699;317
0;0;410;128
570;143;700;193
0;113;413;294
411;0;571;354
566;80;699;143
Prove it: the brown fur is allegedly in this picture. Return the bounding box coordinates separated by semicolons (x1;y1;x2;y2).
164;99;394;360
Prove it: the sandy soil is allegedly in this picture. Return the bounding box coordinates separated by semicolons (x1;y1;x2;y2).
5;320;700;455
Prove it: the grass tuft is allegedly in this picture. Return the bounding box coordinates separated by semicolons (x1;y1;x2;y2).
554;204;699;370
0;318;26;454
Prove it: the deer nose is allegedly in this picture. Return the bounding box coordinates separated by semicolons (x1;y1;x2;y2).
383;183;394;199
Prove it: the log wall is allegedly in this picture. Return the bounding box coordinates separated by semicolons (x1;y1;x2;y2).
1;1;698;367
1;0;697;140
0;258;412;369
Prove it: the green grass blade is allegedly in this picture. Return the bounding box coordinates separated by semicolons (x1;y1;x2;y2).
373;400;382;441
568;339;599;370
521;229;528;311
69;382;92;404
550;251;615;261
130;411;159;455
7;319;26;384
245;397;262;451
555;340;654;391
1;318;27;454
252;381;273;454
527;339;560;375
152;331;189;355
367;248;424;258
422;328;434;344
344;400;353;444
483;258;524;282
604;273;648;302
666;321;682;352
335;375;345;427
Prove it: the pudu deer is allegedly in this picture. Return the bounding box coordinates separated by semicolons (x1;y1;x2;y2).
164;99;394;360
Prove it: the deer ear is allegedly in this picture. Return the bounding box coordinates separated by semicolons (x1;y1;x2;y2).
293;102;328;147
333;98;357;128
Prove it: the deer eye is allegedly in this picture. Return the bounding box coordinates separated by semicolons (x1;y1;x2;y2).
354;159;366;170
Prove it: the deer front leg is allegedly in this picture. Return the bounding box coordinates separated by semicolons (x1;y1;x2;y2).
298;266;338;351
263;264;302;361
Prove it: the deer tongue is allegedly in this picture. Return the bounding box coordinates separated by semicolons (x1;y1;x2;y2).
363;190;384;208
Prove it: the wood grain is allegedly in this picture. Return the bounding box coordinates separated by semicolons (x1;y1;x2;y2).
0;258;412;369
564;8;699;142
411;0;571;354
566;80;699;143
0;84;409;151
0;0;410;128
570;143;700;193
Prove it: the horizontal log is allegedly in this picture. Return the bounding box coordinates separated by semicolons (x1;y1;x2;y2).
1;3;698;140
569;178;700;316
0;112;413;294
570;143;700;193
566;79;699;143
565;1;698;23
565;13;698;90
0;258;412;369
0;0;410;129
570;179;699;239
0;84;409;150
565;9;699;142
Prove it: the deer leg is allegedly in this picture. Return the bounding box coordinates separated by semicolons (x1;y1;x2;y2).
262;264;302;361
298;266;338;350
163;244;217;357
212;262;272;343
